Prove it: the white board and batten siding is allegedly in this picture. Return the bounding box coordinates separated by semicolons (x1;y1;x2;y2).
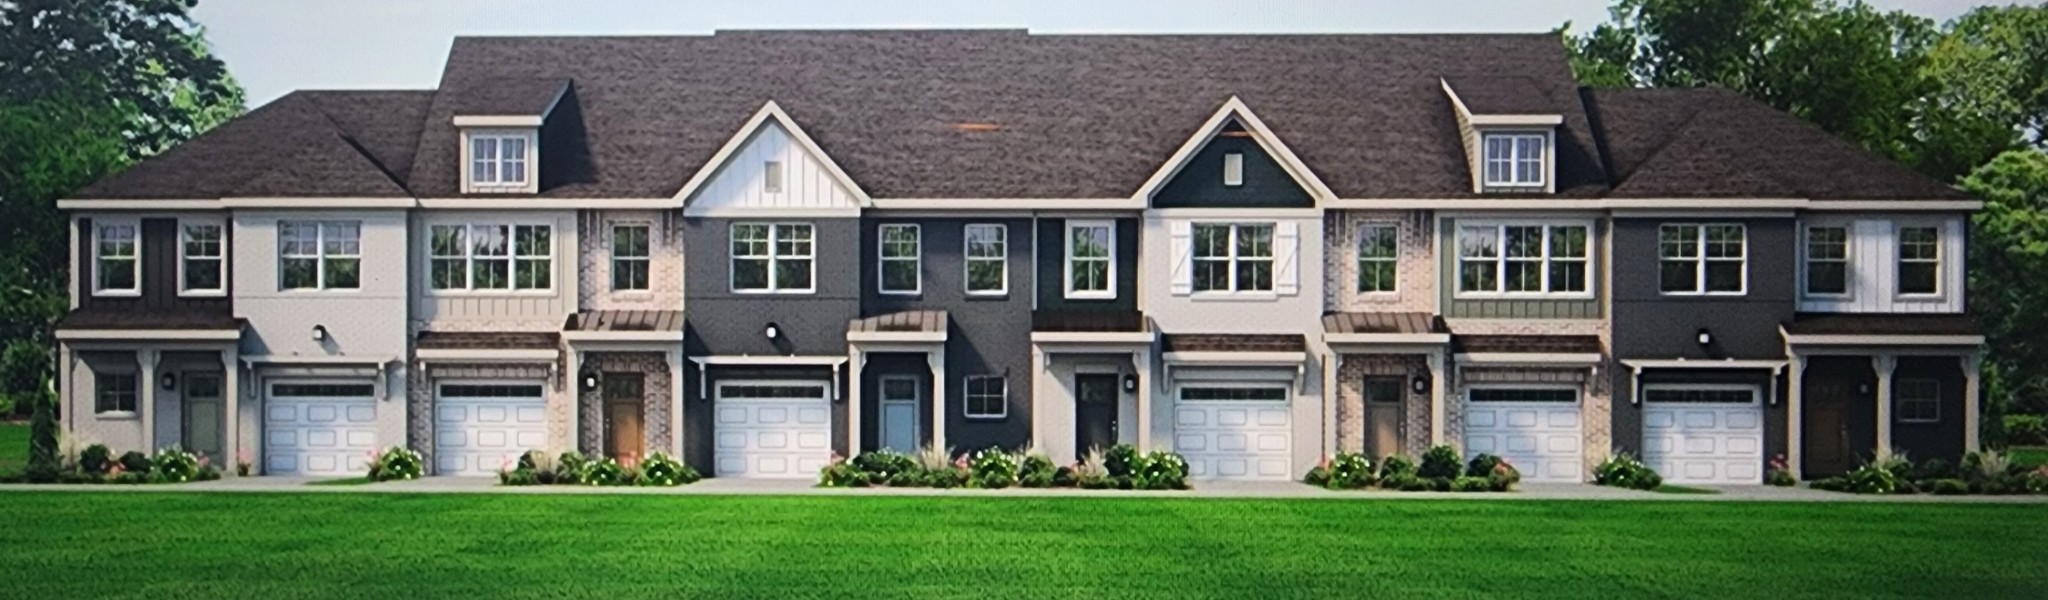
683;122;861;215
1798;216;1965;314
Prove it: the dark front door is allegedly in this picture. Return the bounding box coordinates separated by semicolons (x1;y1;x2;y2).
603;374;645;462
1804;380;1853;477
1075;373;1120;455
1364;376;1406;459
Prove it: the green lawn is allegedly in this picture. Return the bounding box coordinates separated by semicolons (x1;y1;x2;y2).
0;421;26;478
3;493;2044;598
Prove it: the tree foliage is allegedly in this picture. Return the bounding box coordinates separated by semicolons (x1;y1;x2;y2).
1960;149;2048;416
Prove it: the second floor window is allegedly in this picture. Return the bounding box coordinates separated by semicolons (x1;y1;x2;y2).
964;224;1006;295
93;222;139;295
1357;224;1397;293
1805;226;1849;296
1659;224;1746;295
1898;226;1940;295
180;223;225;294
611;225;649;292
280;221;360;290
1482;133;1546;188
878;224;920;294
469;134;528;186
428;223;552;291
1457;224;1588;295
1066;220;1114;299
1192;223;1274;293
731;223;813;292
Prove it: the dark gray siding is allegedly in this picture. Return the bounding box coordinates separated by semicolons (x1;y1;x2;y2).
1610;368;1786;466
1152;123;1314;209
856;353;934;452
1803;356;1877;475
1034;217;1139;313
1892;356;1965;463
1438;217;1605;319
860;218;1036;452
76;217;233;315
1611;218;1796;360
681;217;860;357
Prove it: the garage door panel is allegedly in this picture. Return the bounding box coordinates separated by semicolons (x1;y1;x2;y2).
1175;398;1291;481
1642;397;1763;485
433;386;548;477
1726;411;1760;429
1256;433;1287;452
715;386;832;479
1175;434;1206;451
1175;408;1207;426
1464;401;1583;483
797;407;829;425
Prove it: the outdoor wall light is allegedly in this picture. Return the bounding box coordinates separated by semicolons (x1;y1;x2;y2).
160;372;177;392
1121;373;1139;393
1696;328;1713;347
763;322;780;340
312;324;328;342
1411;373;1431;395
580;369;602;393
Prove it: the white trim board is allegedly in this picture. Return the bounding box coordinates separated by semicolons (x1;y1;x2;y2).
1455;352;1604;365
415;348;561;362
1131;96;1336;205
55;329;241;341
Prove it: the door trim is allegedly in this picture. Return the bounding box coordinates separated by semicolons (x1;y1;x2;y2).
878;375;921;452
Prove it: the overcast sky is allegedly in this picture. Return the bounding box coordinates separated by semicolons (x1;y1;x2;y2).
192;0;1995;105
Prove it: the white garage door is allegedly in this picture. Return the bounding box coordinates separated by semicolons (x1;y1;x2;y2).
1174;385;1292;480
1643;386;1764;484
1463;388;1584;482
265;383;378;476
715;382;832;478
435;383;549;476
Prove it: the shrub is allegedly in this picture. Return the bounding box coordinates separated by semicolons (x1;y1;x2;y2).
1870;448;1912;480
1427;477;1454;492
1930;478;1971;495
924;466;966;488
853;449;918;484
1466;454;1521;491
1304;457;1331;486
1845;463;1898;494
1765;454;1796;486
818;457;868;487
1074;448;1111;489
2028;467;2048;495
639;452;698;486
1103;444;1140;478
1593;454;1661;491
554;451;590;483
79;444;113;476
1418;445;1462;479
499;466;539;486
1963;451;2012;482
1378;454;1416;479
1911;458;1956;481
26;391;59;483
150;447;203;483
1132;451;1190;490
579;457;628;486
1052;466;1076;488
1379;472;1420;491
1018;454;1057;488
2004;414;2047;446
1811;476;1850;492
368;446;423;482
1323;453;1374;490
968;450;1019;489
118;451;152;474
1451;476;1494;492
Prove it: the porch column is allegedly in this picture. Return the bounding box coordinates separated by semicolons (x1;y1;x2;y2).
222;347;240;476
1786;354;1805;480
846;346;863;456
668;351;685;458
1962;352;1983;453
138;349;159;452
1134;347;1153;452
1426;350;1446;445
1322;353;1338;458
926;350;946;452
565;350;582;455
1873;354;1897;454
1029;345;1046;454
59;345;73;440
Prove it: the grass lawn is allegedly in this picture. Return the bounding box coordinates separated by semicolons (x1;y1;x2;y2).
1652;484;1720;495
305;477;377;486
0;421;26;478
3;493;2045;598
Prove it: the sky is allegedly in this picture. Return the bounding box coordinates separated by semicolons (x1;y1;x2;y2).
192;0;1997;106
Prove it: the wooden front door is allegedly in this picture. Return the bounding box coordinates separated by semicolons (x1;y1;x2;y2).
603;374;645;462
1364;376;1406;459
1075;373;1120;455
182;372;224;460
1804;380;1853;477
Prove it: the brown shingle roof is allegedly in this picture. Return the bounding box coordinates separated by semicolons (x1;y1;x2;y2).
1444;76;1560;114
1322;312;1444;335
565;310;683;332
452;78;570;116
1454;334;1602;354
416;331;561;350
849;310;948;333
1162;334;1307;353
1783;313;1980;337
55;308;242;331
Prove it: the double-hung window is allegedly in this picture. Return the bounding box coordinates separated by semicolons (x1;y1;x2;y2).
180;223;224;294
964;376;1007;419
1481;133;1546;188
964;224;1006;295
1897;226;1940;296
878;224;920;294
611;225;650;292
1357;224;1397;293
1805;226;1849;296
1456;224;1588;295
428;223;551;291
1896;379;1940;423
1192;223;1274;293
468;134;529;187
1065;220;1114;298
93;222;139;295
94;372;138;415
279;221;360;290
1659;224;1746;294
731;223;814;292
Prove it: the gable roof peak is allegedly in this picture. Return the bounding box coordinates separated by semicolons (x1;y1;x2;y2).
1133;96;1335;204
673;99;871;208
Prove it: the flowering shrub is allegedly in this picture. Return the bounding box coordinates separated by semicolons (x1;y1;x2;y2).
1131;451;1189;490
368;446;424;482
1592;454;1663;490
819;452;869;487
2029;466;2048;495
1018;453;1058;488
1765;454;1797;486
79;444;113;476
1378;454;1417;480
852;449;918;485
1467;454;1519;491
1320;453;1374;490
1845;463;1898;494
1103;444;1140;478
968;450;1019;488
579;457;629;486
638;452;699;486
1418;445;1462;479
150;447;204;483
117;451;151;474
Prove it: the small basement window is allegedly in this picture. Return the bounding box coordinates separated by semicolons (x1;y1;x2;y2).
1222;153;1245;187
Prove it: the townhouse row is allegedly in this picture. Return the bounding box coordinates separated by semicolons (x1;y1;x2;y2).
53;31;1984;484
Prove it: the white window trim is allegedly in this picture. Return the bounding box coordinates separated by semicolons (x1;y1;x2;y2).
1480;131;1550;189
1658;223;1748;296
1452;220;1596;299
1190;222;1277;295
176;218;227;297
963;223;1007;296
729;223;817;294
1064;220;1116;300
460;129;537;194
1356;222;1399;295
278;221;362;292
1222;152;1245;187
1174;383;1291;403
877;223;921;295
714;379;831;401
963;375;1008;420
425;221;556;295
93;371;140;418
1895;378;1941;423
1894;223;1944;299
609;222;652;294
1800;224;1854;300
1640;383;1760;405
91;218;141;297
1463;383;1583;405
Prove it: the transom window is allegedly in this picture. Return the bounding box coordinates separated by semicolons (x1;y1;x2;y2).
94;372;137;414
1482;132;1546;187
965;376;1007;419
271;383;377;397
1897;226;1940;295
1065;220;1114;299
731;223;814;293
1643;388;1757;404
1192;223;1274;293
1364;376;1405;405
1179;386;1288;402
610;225;649;292
1468;388;1577;403
279;221;361;290
964;224;1006;295
1357;224;1398;293
878;224;920;294
717;383;828;400
429;224;552;291
1456;224;1589;295
93;222;139;295
439;384;545;398
180;223;224;294
468;134;529;186
1659;224;1746;295
1896;379;1940;423
1805;226;1849;296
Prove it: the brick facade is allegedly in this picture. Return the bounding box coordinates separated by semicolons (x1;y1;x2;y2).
579;210;686;312
1334;353;1434;458
576;352;673;457
1324;210;1436;314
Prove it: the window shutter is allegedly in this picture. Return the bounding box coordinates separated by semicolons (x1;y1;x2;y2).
1169;221;1193;296
1275;221;1300;295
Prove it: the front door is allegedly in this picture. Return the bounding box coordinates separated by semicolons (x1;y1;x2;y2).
603;374;645;462
182;372;224;460
1075;373;1120;455
1364;376;1405;459
879;376;920;453
1805;380;1853;477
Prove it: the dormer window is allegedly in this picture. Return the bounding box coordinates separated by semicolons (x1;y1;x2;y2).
1222;153;1245;187
462;130;536;193
1481;132;1546;188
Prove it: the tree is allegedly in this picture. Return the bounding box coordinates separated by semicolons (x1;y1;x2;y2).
1959;149;2048;418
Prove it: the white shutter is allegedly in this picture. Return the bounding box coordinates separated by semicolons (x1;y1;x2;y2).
1170;221;1194;296
1275;221;1300;295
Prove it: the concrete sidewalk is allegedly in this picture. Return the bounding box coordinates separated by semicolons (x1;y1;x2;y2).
3;476;2044;503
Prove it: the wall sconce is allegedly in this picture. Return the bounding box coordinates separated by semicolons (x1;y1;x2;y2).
763;322;780;340
312;324;328;342
1121;373;1138;393
1696;328;1713;348
580;369;602;393
1411;373;1431;395
160;372;178;392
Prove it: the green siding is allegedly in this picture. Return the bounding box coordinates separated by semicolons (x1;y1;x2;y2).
1438;217;1605;319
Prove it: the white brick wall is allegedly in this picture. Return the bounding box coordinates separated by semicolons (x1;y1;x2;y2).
579;211;685;312
1324;210;1435;314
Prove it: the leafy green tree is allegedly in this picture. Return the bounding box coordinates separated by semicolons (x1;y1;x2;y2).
1960;150;2048;419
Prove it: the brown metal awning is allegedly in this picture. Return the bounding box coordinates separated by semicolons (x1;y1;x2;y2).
1162;334;1308;353
565;310;683;332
